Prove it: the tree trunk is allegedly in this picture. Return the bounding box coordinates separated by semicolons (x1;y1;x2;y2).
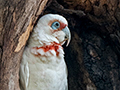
45;0;120;90
0;0;48;90
1;0;120;90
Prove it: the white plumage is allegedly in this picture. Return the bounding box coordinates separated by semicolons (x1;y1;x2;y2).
19;14;71;90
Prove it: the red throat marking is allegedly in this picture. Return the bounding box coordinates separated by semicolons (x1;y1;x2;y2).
32;42;62;56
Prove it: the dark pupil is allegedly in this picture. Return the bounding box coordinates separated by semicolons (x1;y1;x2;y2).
56;23;59;26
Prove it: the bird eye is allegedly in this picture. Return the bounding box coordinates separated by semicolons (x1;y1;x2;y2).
51;21;60;30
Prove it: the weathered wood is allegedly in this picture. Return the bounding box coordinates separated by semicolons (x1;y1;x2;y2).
58;0;120;57
45;0;120;90
0;0;48;90
1;0;120;90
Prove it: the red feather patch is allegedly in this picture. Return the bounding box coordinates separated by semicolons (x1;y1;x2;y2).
31;42;63;56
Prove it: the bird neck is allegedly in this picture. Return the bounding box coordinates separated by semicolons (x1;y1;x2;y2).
28;31;64;57
31;42;62;57
28;31;59;48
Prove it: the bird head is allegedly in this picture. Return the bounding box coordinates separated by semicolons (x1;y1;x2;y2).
32;14;71;47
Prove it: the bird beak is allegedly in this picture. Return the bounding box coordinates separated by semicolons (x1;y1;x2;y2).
62;26;71;47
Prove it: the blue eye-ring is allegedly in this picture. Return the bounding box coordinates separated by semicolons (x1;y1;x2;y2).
51;21;60;30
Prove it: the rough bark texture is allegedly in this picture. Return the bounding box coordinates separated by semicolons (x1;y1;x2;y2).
1;0;120;90
0;0;48;90
45;0;120;90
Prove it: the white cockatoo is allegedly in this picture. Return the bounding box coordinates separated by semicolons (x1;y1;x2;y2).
19;14;71;90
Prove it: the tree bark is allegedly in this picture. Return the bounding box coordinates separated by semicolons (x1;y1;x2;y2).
0;0;48;90
1;0;120;90
58;0;120;58
45;0;120;90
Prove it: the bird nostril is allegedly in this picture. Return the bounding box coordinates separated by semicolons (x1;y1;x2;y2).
65;36;67;39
